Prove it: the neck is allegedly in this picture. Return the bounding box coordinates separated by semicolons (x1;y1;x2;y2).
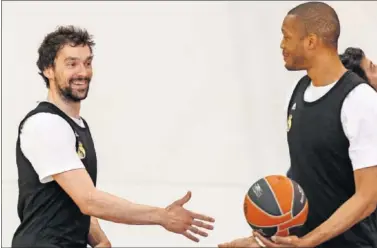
47;89;81;119
307;49;347;86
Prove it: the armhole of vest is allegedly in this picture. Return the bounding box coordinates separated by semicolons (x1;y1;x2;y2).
17;112;39;166
338;80;366;141
19;111;80;150
18;103;53;134
287;76;309;117
18;112;40;135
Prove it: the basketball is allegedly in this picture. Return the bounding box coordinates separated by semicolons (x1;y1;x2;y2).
243;175;309;237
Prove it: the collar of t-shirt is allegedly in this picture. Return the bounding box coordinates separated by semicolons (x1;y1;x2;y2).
304;81;338;102
38;100;85;128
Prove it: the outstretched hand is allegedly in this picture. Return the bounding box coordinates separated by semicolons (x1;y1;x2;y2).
162;191;215;242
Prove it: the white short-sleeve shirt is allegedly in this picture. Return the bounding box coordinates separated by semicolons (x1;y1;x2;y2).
286;81;377;171
20;105;86;183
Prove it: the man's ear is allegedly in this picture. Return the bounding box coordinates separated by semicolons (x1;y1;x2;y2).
43;66;54;80
305;33;319;50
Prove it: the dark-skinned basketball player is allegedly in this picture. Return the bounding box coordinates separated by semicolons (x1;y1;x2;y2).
219;2;377;248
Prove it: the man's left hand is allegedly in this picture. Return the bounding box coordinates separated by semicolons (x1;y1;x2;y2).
254;231;312;248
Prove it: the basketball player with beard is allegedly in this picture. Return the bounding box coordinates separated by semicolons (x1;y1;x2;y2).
12;26;214;248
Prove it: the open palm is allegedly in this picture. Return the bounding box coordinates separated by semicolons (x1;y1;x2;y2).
163;191;215;242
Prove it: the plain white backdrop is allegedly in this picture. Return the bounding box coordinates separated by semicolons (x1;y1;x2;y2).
2;1;377;247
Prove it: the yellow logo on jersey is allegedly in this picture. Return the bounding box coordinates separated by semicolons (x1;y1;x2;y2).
77;141;86;159
287;114;293;132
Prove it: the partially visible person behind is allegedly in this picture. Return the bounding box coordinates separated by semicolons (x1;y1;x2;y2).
12;25;214;248
340;47;377;90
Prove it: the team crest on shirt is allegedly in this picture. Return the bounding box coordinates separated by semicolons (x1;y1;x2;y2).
77;141;86;159
287;114;293;132
287;103;296;132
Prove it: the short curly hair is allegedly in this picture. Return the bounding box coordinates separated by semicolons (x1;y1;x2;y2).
339;47;367;82
36;25;95;88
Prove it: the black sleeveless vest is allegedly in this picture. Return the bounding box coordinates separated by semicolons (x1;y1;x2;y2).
12;102;97;248
286;71;377;248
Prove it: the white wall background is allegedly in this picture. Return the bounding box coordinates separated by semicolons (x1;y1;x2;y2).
2;1;377;247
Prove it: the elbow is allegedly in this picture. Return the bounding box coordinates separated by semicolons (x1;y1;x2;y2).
357;192;377;218
80;206;91;216
78;189;98;216
365;200;377;216
363;203;377;219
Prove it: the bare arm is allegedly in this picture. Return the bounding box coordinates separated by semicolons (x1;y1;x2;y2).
301;166;377;247
255;165;377;248
87;217;111;248
300;85;377;247
20;113;214;242
53;168;215;242
53;169;167;225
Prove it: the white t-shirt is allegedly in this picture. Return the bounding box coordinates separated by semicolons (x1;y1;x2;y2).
20;106;86;183
286;81;377;171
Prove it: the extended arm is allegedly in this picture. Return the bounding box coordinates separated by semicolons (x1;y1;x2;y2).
20;113;214;242
53;168;167;225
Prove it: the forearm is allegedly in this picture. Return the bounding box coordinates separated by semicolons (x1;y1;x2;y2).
85;189;168;226
302;193;376;247
88;217;110;247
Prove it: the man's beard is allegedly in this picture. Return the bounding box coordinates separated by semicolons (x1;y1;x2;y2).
57;76;91;102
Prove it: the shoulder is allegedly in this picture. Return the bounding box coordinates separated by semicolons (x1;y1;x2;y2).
19;113;84;183
342;84;377;170
22;112;73;133
21;112;76;144
343;83;377;113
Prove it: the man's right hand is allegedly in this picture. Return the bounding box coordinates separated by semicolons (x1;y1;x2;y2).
161;191;215;242
52;168;214;241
